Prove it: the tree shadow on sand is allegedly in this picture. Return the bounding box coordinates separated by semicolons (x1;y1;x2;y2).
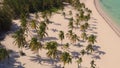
29;56;59;65
70;51;80;59
42;37;58;41
91;45;106;60
74;43;84;48
0;22;19;41
0;49;25;68
50;28;59;32
29;55;42;64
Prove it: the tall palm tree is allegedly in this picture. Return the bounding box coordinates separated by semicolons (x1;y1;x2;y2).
81;32;87;41
76;57;82;68
60;52;72;68
86;44;94;54
38;21;48;40
12;28;26;52
20;14;27;32
59;31;64;45
0;47;9;61
88;35;97;44
45;41;58;64
29;38;42;55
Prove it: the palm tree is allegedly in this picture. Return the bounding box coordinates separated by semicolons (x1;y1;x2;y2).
84;22;89;30
60;52;72;68
31;20;37;30
59;31;64;45
66;30;73;39
45;18;52;24
62;12;66;18
90;60;96;68
75;19;80;28
12;28;26;52
63;43;69;51
71;34;79;44
86;44;94;54
81;32;87;41
45;41;58;65
68;20;74;30
88;35;97;44
20;14;27;32
69;10;72;15
29;38;42;55
80;49;86;57
0;48;9;61
76;57;82;68
80;25;86;32
69;17;74;22
35;12;39;20
38;21;48;40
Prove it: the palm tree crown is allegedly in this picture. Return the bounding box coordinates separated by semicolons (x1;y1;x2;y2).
29;38;42;53
0;47;9;61
59;31;64;44
60;52;72;68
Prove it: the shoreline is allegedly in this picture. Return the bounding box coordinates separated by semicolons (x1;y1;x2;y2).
94;0;120;37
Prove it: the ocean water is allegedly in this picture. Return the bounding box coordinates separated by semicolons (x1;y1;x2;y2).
99;0;120;26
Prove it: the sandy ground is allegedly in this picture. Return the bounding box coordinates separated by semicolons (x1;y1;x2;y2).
1;0;120;68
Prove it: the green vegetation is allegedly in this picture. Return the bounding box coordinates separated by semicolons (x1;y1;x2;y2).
0;0;100;68
0;9;12;32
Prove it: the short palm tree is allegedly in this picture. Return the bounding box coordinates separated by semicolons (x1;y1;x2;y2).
63;43;69;51
66;30;73;39
12;28;26;52
62;12;66;18
80;49;86;57
29;38;42;55
75;19;80;28
31;20;37;30
86;44;94;54
60;52;72;68
0;48;9;61
90;60;96;68
76;57;82;68
71;34;79;44
88;35;97;44
68;20;74;30
59;31;64;45
81;32;87;41
45;41;58;64
84;22;89;29
69;10;72;15
35;12;39;20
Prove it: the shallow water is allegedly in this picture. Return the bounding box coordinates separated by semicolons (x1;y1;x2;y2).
99;0;120;26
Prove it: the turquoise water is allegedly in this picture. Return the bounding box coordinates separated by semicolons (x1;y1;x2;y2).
99;0;120;26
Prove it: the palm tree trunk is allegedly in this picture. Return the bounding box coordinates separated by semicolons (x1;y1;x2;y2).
61;40;62;45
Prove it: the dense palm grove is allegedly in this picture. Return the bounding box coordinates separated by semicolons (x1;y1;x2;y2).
0;0;99;68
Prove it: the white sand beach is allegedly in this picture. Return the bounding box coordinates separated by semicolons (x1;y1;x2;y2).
1;0;120;68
